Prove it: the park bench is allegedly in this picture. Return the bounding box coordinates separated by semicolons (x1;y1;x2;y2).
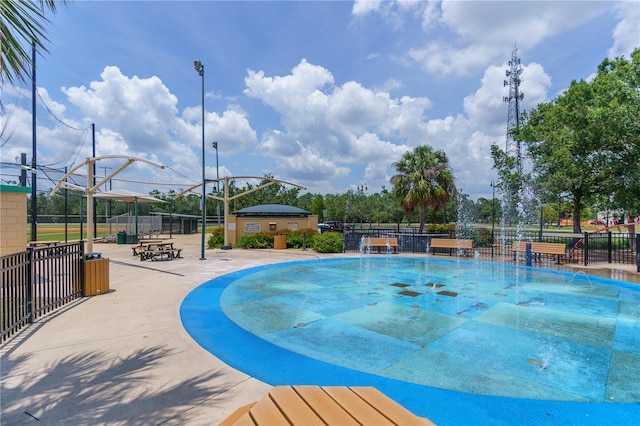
363;237;399;253
428;238;473;256
510;241;567;264
219;385;433;426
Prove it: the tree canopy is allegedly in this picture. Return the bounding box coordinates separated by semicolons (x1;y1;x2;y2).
390;145;456;232
512;49;639;233
1;0;69;86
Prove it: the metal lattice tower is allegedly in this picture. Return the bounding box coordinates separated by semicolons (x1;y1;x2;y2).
503;46;524;174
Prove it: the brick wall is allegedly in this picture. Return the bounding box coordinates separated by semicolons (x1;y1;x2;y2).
0;185;30;256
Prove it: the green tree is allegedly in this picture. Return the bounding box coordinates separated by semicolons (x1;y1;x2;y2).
592;49;640;237
390;145;456;233
514;50;639;234
309;194;325;220
1;0;70;86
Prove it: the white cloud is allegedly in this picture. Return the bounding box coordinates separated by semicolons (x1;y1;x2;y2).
608;1;640;59
352;0;383;16
463;61;551;136
244;59;440;191
363;0;612;76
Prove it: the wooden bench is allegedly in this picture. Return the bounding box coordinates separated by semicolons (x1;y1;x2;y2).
139;248;182;261
429;238;473;256
511;241;566;264
363;237;399;253
219;385;434;426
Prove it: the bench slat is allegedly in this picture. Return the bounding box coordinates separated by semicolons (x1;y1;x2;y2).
429;238;473;249
366;237;399;247
248;394;289;425
510;241;566;264
269;386;325;425
292;385;360;425
322;386;394;425
350;387;435;426
219;403;255;426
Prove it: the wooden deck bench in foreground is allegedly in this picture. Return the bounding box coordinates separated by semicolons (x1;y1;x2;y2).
429;238;473;256
510;241;566;264
219;385;434;426
363;237;400;253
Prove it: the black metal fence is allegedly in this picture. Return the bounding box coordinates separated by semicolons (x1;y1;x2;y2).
343;227;639;267
1;242;84;342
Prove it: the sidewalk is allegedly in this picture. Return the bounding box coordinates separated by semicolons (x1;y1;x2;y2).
1;234;327;425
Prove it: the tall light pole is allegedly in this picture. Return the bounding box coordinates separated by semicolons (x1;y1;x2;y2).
194;59;206;260
31;41;37;241
212;141;220;224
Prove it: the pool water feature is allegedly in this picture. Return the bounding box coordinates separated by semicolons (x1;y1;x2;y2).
181;257;640;425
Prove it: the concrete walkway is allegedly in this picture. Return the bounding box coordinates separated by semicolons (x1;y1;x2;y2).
2;234;638;425
1;234;334;425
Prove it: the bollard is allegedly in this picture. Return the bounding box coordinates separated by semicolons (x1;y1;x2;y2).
302;232;307;251
525;242;533;267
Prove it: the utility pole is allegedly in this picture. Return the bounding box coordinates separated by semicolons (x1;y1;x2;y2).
503;46;524;174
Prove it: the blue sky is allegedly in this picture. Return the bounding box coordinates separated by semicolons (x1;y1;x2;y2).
2;0;638;201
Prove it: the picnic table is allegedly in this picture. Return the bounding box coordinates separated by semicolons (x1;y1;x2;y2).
131;239;164;255
136;240;182;261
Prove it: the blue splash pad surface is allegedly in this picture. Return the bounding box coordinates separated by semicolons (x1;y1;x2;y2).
180;257;640;425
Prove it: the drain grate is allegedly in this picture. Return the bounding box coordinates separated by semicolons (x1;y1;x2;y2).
426;282;445;288
399;290;421;297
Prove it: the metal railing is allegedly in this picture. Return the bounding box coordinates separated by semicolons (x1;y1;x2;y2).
343;227;639;267
1;242;84;342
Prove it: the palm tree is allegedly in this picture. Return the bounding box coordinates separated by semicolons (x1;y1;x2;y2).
1;0;68;86
390;145;456;232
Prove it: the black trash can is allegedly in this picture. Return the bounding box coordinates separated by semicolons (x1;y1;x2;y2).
117;230;127;245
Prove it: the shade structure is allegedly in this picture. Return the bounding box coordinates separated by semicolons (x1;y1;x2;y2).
94;189;166;238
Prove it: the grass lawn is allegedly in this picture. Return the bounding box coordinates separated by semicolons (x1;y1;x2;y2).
27;224;124;242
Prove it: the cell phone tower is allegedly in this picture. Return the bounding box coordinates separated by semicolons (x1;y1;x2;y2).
503;46;524;174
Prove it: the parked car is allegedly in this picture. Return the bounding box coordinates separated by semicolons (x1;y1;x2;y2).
317;223;330;233
589;219;605;225
323;221;343;231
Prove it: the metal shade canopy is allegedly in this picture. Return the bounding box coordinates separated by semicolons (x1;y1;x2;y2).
94;189;166;238
94;189;167;204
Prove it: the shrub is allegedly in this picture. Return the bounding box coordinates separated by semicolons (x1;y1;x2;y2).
474;227;493;247
237;233;273;249
313;231;344;253
287;228;317;249
425;223;456;234
207;226;225;248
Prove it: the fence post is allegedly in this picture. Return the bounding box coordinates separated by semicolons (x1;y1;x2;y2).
637;234;640;273
608;231;612;264
27;247;35;324
79;242;85;296
583;232;589;266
